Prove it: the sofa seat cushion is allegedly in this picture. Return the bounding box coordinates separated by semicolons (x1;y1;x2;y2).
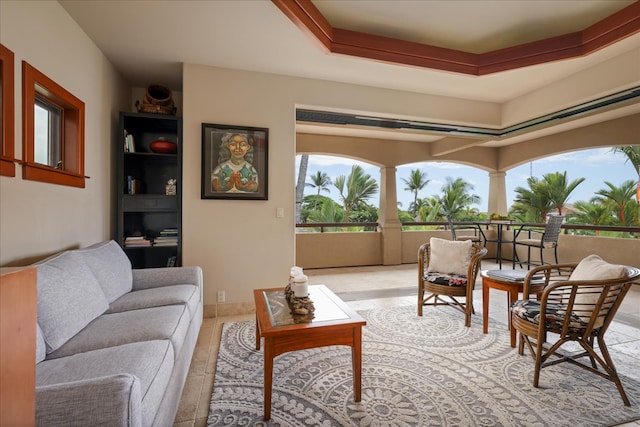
37;340;174;427
36;251;109;353
47;305;190;360
106;284;199;317
75;240;133;303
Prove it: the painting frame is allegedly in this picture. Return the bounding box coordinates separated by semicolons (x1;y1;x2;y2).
201;123;268;200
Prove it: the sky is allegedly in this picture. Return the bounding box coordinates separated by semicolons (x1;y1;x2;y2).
295;148;638;213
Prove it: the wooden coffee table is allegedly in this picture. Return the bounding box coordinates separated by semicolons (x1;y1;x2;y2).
481;270;546;347
253;284;366;421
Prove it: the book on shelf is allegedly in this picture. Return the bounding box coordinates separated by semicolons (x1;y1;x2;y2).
124;236;152;247
166;256;177;267
126;176;140;195
123;130;135;153
154;240;178;246
485;269;544;282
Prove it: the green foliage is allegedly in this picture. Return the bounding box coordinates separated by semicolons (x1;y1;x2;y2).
299;194;338;223
307;198;346;227
417;197;442;222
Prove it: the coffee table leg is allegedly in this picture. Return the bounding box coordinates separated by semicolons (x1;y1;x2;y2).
263;340;274;420
255;314;261;350
352;326;362;402
508;289;517;347
482;280;489;334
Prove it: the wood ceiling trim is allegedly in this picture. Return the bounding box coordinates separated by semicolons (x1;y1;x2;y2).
272;0;640;76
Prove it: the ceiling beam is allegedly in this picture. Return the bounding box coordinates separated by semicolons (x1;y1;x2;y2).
272;0;640;75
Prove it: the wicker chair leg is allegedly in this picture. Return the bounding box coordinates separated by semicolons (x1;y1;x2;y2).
597;335;631;406
539;247;544;266
517;332;525;355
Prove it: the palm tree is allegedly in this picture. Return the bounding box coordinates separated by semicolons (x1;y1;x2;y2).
592;180;635;223
511;172;583;221
567;200;613;236
401;169;429;217
511;176;553;222
305;170;332;211
612;146;640;224
295;155;309;223
542;171;585;216
305;171;332;196
434;177;480;219
334;165;379;221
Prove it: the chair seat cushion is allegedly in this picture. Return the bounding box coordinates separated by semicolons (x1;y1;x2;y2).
518;238;556;248
424;272;468;286
511;299;588;332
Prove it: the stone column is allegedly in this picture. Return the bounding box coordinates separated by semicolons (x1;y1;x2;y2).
488;171;507;215
378;167;402;265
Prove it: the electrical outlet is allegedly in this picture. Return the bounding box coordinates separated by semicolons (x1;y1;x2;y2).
217;291;225;303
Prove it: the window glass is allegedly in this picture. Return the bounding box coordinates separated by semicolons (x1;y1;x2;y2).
34;97;61;168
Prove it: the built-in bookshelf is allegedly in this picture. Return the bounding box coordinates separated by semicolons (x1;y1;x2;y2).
116;112;182;268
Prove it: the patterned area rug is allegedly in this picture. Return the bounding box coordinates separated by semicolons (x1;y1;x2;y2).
207;305;640;426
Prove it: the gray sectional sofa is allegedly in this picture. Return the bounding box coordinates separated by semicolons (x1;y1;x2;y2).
33;240;203;427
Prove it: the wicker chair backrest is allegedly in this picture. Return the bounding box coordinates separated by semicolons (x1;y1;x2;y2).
541;215;563;244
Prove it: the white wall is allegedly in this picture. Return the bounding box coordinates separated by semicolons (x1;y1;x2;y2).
0;1;129;265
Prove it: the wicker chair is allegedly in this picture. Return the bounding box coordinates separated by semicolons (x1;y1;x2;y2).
513;215;563;269
418;238;487;327
511;257;640;406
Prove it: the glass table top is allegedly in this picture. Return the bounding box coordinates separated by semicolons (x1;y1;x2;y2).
263;285;350;326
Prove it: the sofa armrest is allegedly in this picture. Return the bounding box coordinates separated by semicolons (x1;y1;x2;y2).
132;266;203;291
36;374;142;427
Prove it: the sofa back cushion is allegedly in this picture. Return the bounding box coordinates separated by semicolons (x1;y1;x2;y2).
37;251;109;353
76;240;133;303
36;323;46;363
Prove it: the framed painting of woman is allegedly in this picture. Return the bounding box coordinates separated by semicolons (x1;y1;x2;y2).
201;123;268;200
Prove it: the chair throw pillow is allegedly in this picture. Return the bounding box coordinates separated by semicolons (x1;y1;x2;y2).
568;254;627;325
426;237;472;276
569;254;627;281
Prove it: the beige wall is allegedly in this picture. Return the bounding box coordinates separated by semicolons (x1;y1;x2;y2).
0;1;129;266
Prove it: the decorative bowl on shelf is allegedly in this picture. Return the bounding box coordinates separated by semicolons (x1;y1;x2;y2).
149;139;177;154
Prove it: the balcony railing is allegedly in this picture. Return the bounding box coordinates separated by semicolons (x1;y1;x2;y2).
296;221;640;236
295;221;640;269
296;222;379;232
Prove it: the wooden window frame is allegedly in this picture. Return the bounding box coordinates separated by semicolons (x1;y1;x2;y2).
0;44;16;177
22;61;86;188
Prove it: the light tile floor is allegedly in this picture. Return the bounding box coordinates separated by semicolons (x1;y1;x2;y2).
173;261;640;427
